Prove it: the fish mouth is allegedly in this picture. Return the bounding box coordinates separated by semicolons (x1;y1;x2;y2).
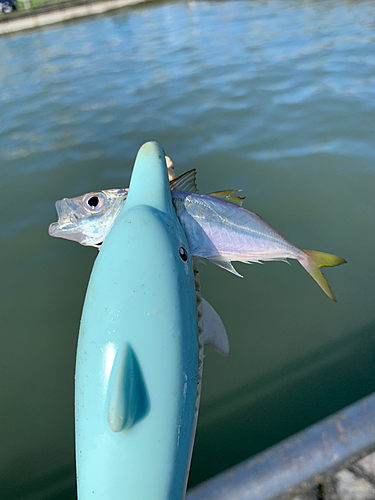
49;199;79;239
48;221;76;237
48;221;60;237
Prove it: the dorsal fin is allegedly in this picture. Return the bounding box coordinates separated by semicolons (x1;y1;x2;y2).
208;190;245;206
169;169;199;194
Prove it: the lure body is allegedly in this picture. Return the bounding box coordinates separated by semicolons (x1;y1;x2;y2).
75;143;199;499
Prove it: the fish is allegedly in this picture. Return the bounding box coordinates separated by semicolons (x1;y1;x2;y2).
49;170;346;300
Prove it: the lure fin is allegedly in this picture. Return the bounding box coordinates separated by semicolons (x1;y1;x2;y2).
298;250;347;302
106;343;149;432
202;299;229;356
211;259;243;277
207;190;245;207
170;169;199;194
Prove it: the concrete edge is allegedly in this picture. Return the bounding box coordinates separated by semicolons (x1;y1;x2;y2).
0;0;149;35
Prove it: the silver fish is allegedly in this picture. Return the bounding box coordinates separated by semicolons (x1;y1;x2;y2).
49;188;128;247
49;170;346;300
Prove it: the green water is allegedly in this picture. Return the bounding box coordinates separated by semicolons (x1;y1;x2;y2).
1;0;375;497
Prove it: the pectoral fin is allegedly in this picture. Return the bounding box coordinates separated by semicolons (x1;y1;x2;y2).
107;343;149;432
202;298;229;356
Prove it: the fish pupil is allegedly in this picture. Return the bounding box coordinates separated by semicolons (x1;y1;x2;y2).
179;246;188;262
88;196;99;208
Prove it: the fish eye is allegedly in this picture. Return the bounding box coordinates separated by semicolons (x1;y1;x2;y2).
179;246;188;262
88;196;99;208
83;193;106;212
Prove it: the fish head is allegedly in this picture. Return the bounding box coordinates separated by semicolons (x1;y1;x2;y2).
49;188;128;247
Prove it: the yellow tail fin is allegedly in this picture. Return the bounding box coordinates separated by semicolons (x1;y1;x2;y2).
298;250;346;301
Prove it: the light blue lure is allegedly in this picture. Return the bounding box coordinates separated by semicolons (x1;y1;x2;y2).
75;142;199;499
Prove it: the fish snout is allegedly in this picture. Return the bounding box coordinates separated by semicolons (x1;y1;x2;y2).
54;199;70;219
49;199;79;237
48;222;59;237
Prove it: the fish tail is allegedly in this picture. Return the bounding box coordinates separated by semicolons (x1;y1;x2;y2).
298;250;346;301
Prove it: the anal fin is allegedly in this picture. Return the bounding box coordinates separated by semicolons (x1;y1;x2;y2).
211;259;243;277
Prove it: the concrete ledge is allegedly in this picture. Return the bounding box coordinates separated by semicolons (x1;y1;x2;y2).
0;0;148;35
187;391;375;500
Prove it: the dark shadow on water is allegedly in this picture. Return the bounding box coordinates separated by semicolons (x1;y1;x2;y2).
189;320;375;488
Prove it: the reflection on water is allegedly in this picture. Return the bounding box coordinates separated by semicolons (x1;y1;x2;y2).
1;0;375;496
